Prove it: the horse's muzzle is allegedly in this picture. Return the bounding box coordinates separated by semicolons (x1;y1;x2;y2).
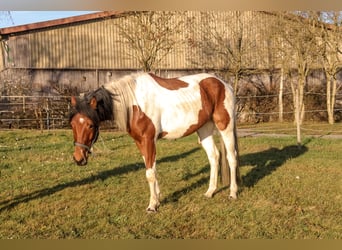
73;146;89;166
73;156;88;166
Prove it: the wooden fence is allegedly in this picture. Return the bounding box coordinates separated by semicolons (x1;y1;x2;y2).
0;95;70;129
1;93;341;130
0;95;118;130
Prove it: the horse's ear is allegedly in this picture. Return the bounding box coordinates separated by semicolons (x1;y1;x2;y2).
89;97;97;110
71;96;77;107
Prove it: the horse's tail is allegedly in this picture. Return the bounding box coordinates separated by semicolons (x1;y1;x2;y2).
219;135;229;186
233;120;242;185
219;120;241;186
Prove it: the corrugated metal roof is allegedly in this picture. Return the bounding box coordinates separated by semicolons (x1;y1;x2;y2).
0;11;128;35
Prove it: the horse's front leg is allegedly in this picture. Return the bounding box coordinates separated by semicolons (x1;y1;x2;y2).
146;163;160;212
135;137;160;212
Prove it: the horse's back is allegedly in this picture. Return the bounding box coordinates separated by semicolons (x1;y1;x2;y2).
132;73;234;139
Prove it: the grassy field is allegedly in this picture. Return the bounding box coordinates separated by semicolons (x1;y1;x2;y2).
238;121;342;137
0;124;341;239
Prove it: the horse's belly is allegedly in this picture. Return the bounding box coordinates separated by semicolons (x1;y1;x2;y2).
159;107;203;139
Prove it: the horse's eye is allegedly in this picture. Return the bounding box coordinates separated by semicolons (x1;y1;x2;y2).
89;124;94;129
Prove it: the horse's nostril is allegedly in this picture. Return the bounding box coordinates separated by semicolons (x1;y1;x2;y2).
79;160;87;166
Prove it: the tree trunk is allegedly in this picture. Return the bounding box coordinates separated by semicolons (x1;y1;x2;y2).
299;75;305;125
295;88;302;145
331;76;337;124
291;75;305;146
326;73;335;125
297;74;307;145
279;68;284;122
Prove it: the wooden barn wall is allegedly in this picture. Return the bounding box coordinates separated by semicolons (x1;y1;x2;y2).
186;11;275;69
2;11;276;71
4;18;136;69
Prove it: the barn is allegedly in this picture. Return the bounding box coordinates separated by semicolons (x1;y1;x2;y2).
0;11;280;92
0;11;341;128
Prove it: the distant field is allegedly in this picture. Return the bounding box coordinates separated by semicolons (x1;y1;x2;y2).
0;125;341;239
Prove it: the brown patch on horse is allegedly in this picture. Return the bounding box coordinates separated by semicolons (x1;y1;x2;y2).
149;73;188;90
182;77;230;136
128;105;156;168
158;131;168;139
182;105;212;137
201;77;230;131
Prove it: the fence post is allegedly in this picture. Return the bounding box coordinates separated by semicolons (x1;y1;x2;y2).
279;68;284;122
22;95;26;113
39;108;43;131
46;98;50;130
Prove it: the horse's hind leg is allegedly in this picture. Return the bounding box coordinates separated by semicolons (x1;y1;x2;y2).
197;122;220;198
218;127;238;199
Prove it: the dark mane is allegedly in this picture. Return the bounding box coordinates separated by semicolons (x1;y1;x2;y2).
69;87;114;126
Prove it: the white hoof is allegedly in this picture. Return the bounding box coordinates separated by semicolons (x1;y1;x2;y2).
146;206;158;213
229;193;237;199
204;189;215;198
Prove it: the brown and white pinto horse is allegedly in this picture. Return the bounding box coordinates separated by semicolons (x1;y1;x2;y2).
69;72;240;212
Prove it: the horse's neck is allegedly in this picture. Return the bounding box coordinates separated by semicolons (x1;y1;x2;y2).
105;76;137;131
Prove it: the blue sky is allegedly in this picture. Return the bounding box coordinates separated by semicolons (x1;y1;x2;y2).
0;11;97;28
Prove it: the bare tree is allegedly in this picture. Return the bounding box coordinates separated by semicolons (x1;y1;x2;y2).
0;11;14;72
115;11;187;72
0;11;13;26
315;11;342;124
268;13;293;123
273;12;321;145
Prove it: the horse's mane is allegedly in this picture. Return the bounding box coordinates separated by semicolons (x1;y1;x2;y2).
103;73;140;131
69;73;141;130
69;86;114;126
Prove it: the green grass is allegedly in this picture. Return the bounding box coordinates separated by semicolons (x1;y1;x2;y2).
0;126;341;239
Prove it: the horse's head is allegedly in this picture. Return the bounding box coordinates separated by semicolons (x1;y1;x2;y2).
70;96;99;166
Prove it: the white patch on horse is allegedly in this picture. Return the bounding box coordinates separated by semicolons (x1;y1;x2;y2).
146;165;160;211
133;73;213;139
79;117;85;124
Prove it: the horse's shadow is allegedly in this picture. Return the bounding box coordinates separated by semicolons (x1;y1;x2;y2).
241;145;308;187
0;147;200;212
161;144;308;204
